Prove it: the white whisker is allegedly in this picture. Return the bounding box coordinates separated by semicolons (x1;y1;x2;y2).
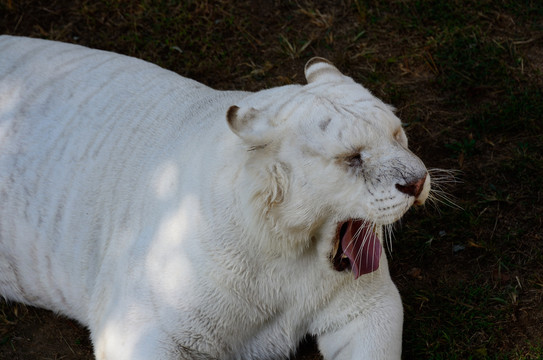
353;219;375;268
427;168;462;210
384;223;395;256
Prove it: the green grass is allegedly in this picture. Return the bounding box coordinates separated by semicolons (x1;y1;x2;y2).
468;88;543;136
403;281;514;359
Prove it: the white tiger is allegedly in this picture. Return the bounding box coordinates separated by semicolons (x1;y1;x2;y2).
0;36;430;359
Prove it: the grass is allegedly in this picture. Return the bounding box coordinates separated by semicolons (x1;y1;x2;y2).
403;281;515;359
1;0;543;359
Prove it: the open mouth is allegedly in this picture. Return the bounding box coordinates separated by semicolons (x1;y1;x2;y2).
332;219;382;279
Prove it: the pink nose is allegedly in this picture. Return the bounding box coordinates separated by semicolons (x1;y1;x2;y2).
395;175;427;198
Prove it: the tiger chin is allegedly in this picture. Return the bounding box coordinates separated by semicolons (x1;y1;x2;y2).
0;36;429;360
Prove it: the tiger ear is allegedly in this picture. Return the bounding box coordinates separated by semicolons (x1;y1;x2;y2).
226;105;273;145
304;57;353;84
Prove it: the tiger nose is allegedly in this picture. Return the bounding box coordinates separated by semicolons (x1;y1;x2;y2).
395;174;427;200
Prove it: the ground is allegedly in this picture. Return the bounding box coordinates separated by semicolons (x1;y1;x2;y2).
1;0;542;359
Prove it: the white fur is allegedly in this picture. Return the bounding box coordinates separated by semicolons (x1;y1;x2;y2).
0;36;430;359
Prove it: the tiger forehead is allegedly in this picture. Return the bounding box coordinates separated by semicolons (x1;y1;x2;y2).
285;84;401;139
310;103;400;136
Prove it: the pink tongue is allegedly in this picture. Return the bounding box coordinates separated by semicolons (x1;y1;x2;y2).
341;220;382;279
